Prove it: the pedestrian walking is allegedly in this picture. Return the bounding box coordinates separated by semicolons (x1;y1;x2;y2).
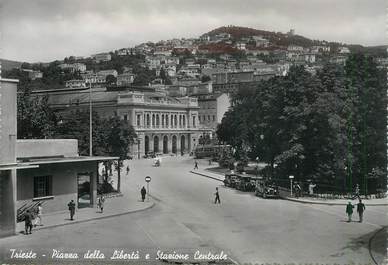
67;200;76;220
214;187;221;204
346;201;354;222
97;195;105;213
126;165;130;175
141;186;147;202
194;161;198;170
34;203;43;227
24;210;33;235
357;199;366;223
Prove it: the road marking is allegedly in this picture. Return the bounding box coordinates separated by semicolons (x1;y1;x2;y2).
135;221;159;248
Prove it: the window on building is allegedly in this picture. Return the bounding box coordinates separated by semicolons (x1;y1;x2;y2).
174;115;178;127
123;115;128;121
213;115;215;122
147;114;150;127
179;115;182;127
152;114;155;127
156;114;160;127
193;116;196;127
33;176;52;198
137;115;141;127
166;115;169;127
208;115;210;121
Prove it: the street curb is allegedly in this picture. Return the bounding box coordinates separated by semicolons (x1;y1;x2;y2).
18;201;156;234
190;171;388;206
190;171;224;182
282;197;388;206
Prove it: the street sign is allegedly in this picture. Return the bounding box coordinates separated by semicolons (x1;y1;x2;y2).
289;175;294;179
145;176;151;183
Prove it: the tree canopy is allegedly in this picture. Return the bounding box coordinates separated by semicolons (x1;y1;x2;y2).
217;54;387;194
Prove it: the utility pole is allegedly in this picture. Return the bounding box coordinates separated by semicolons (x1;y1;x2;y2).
89;82;93;156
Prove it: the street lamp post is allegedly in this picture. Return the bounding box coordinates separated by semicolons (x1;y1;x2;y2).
137;138;141;159
89;82;93;156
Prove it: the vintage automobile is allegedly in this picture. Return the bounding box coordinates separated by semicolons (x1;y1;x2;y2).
235;175;257;192
143;152;156;159
255;180;279;198
224;173;238;188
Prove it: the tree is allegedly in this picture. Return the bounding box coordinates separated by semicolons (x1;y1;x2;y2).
217;57;386;194
97;117;137;192
105;74;117;85
17;88;57;139
54;111;137;193
201;75;211;83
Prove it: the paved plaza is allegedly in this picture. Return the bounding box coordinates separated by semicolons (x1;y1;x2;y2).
1;156;387;264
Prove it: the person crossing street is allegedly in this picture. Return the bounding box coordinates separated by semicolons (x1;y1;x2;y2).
357;199;366;223
346;202;354;222
214;187;221;204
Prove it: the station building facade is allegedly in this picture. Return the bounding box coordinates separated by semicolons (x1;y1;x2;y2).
48;88;209;158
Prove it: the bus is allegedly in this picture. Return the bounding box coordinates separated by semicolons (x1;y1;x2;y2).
193;144;231;159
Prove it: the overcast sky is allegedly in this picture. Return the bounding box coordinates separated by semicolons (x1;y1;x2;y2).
0;0;385;62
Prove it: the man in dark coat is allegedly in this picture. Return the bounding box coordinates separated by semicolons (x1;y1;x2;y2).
214;187;221;204
346;202;354;222
141;186;147;202
24;210;33;235
67;200;76;220
357;199;366;222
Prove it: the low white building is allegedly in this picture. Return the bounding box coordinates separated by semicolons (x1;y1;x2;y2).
58;63;86;73
65;79;86;88
93;53;111;62
98;69;118;78
117;73;136;86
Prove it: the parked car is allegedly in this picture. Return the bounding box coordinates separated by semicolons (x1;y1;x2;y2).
255;180;279;198
143;152;156;159
224;173;238;188
235;175;257;192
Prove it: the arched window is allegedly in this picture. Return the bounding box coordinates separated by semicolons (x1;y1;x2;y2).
183;115;186;127
166;115;169;127
179;115;182;127
152;114;155;127
161;114;165;127
174;115;178;127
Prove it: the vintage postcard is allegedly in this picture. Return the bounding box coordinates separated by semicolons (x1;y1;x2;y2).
0;0;386;264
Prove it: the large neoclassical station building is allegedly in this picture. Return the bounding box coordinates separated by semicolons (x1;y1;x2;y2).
47;87;209;157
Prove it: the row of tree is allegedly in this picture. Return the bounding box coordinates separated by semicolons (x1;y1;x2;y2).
217;54;387;195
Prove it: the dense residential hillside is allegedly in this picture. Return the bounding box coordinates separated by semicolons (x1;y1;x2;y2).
202;25;321;47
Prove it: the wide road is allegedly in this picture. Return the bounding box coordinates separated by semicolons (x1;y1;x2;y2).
1;156;387;264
